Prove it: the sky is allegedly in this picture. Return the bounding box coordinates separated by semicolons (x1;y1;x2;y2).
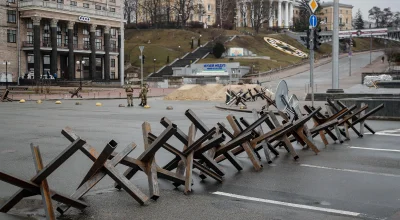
338;0;400;20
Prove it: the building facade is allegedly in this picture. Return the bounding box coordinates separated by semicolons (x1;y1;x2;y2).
1;0;123;82
318;2;353;31
236;0;295;29
1;0;19;81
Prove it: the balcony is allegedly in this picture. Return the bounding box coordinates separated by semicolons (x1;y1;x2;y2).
19;0;121;19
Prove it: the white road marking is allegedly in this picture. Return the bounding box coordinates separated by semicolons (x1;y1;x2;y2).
300;164;400;178
350;146;400;153
365;129;400;137
212;191;361;217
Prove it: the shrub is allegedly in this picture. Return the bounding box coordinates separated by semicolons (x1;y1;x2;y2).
213;42;226;58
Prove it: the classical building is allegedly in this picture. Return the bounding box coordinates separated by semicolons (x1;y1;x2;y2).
1;0;18;81
0;0;123;82
236;0;296;29
293;1;353;31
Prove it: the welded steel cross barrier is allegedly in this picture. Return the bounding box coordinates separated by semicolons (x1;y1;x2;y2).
58;127;150;215
0;138;88;219
0;89;12;102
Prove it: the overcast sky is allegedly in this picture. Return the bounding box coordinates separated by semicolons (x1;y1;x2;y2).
338;0;400;20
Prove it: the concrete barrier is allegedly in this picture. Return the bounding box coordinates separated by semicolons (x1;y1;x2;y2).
339;97;399;120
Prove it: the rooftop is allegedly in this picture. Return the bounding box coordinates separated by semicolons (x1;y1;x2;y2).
319;1;354;8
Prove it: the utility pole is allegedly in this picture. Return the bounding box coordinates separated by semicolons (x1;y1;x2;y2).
349;34;352;76
310;28;315;107
331;0;339;90
370;32;372;64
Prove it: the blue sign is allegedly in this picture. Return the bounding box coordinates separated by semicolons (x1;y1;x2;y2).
309;15;317;27
203;64;226;71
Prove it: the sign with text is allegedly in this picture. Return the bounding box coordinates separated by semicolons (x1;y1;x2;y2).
78;16;90;22
203;64;227;71
229;48;244;57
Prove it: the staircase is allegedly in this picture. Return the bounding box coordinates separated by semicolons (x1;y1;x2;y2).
149;42;214;78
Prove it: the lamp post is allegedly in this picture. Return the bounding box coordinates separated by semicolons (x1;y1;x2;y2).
76;60;85;88
191;37;194;49
3;61;10;89
178;45;181;58
198;35;202;47
153;58;156;74
139;46;144;88
179;13;183;29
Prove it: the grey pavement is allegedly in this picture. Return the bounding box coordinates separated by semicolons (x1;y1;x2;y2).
1;98;400;220
260;51;387;100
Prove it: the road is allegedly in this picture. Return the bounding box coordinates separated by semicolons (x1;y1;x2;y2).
0;99;399;220
260;51;385;99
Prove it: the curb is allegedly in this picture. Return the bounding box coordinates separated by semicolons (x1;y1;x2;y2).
10;95;165;102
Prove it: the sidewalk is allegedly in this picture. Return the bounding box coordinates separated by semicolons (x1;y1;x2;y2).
2;88;176;101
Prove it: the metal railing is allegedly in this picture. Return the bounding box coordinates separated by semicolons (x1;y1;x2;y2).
20;0;121;18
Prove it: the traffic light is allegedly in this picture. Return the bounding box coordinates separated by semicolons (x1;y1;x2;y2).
142;55;145;64
313;28;322;50
306;29;311;49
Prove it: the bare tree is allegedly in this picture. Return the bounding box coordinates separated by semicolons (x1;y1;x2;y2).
217;0;235;28
251;0;274;33
239;2;248;27
124;0;137;24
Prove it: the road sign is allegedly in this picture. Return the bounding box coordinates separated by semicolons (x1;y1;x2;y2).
309;15;317;27
308;0;319;13
139;46;144;53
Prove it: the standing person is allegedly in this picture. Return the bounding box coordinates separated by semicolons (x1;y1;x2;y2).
382;56;385;63
141;84;149;107
124;82;134;107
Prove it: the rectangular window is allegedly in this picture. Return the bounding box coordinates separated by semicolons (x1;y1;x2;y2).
7;10;16;23
95;29;102;37
28;54;34;63
110;7;115;12
7;0;16;3
83;25;89;35
95;39;102;50
43;55;50;65
110;0;115;3
43;33;50;46
7;30;16;43
27;32;33;44
111;59;115;67
111;40;116;49
83;3;89;8
73;36;78;46
207;15;210;22
26;20;33;29
110;28;117;38
64;35;68;46
95;5;101;10
70;1;77;6
111;72;115;79
57;34;62;46
83;37;90;49
44;22;50;32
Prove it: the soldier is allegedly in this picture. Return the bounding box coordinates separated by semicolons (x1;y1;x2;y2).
140;84;149;107
124;82;134;107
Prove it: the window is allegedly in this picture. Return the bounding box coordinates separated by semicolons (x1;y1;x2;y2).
110;0;115;2
83;3;89;8
207;15;210;22
43;33;50;45
111;72;115;79
44;22;50;32
7;10;16;23
83;25;89;35
95;5;101;10
111;40;116;49
110;7;115;12
95;39;102;50
208;4;211;11
95;29;102;37
28;54;34;63
346;18;348;24
70;1;77;6
64;35;68;46
83;37;90;49
111;59;115;67
26;20;33;29
325;17;328;22
73;36;78;46
7;0;15;3
43;55;50;65
57;0;63;3
7;30;16;43
339;18;342;24
27;32;33;44
110;28;117;38
57;34;62;46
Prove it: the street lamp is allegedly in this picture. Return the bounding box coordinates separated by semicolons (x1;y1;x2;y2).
76;60;85;88
191;37;194;49
198;35;202;47
178;45;181;58
2;61;10;89
153;58;156;74
179;13;183;29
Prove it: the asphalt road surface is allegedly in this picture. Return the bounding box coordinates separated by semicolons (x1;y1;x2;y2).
0;99;399;220
261;51;384;99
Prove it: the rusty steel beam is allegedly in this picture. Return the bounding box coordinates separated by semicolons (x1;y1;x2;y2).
160;117;188;145
78;140;118;188
185;109;210;134
182;127;216;156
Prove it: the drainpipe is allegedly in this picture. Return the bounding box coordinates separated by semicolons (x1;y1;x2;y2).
17;0;21;85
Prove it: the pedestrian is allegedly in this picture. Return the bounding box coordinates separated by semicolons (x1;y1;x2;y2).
124;82;134;107
46;71;50;79
53;72;57;81
382;56;385;63
140;84;149;107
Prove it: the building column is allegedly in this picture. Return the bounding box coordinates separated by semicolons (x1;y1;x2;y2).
278;1;282;27
50;19;58;76
237;3;241;28
284;1;289;28
243;3;247;27
269;1;273;27
289;2;293;26
68;21;75;80
90;24;97;80
32;16;41;80
118;29;122;81
104;26;110;80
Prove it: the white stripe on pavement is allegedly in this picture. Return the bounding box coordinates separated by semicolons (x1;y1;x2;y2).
350;146;400;153
300;164;400;178
212;191;361;217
